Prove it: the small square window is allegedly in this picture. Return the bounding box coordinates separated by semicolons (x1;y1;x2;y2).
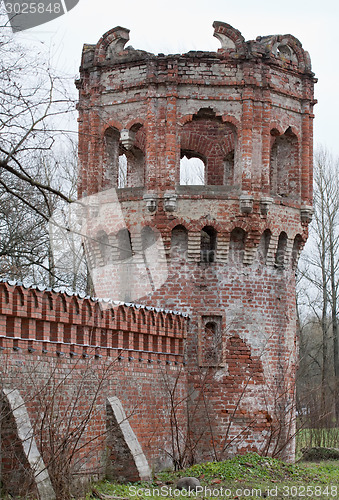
198;314;224;367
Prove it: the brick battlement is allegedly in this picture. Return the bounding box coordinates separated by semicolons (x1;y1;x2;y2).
0;280;187;361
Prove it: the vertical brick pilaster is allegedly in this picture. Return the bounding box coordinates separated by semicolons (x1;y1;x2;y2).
145;90;158;191
241;87;254;192
301;102;310;203
165;90;178;188
261;91;272;195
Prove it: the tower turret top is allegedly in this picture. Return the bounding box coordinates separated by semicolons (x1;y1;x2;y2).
79;21;313;76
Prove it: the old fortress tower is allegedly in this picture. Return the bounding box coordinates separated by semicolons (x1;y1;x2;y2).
77;22;315;459
0;21;315;498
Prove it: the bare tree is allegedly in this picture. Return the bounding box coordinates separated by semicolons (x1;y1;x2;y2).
0;142;89;292
297;147;339;423
0;351;120;500
0;15;75;212
0;16;92;291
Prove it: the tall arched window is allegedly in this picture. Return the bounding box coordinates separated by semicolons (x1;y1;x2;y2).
291;234;303;269
229;228;246;264
275;232;288;268
180;109;236;186
105;124;145;189
118;147;145;188
270;128;299;198
171;225;188;260
258;229;271;264
104;127;120;186
200;226;217;263
126;146;145;187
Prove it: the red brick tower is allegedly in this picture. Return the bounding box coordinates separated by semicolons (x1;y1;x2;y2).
77;22;316;461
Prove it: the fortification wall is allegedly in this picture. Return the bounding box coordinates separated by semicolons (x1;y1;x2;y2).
0;281;188;497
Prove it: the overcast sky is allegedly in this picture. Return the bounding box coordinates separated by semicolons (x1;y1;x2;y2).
16;0;339;157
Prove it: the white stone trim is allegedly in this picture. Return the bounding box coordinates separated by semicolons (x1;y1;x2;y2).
107;396;151;481
2;388;56;500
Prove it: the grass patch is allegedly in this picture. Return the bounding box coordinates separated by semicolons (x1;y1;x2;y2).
87;453;339;500
296;427;339;453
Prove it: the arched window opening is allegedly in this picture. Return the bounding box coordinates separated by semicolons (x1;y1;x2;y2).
224;150;235;185
275;232;288;268
118;147;145;188
141;226;158;252
180;110;236;186
105;124;145;189
292;234;303;270
128;123;146;187
171;225;188;260
180;154;205;185
200;226;217;263
127;147;145;187
117;228;132;261
258;229;271;263
270;129;299;198
97;230;110;266
118;154;127;188
229;228;246;264
104;127;120;186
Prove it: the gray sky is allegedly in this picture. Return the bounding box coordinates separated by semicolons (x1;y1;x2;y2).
17;0;339;156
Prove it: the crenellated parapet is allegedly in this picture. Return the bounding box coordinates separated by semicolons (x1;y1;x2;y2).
0;280;188;362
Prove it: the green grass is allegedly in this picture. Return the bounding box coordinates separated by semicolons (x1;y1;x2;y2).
5;452;338;499
296;427;339;453
87;453;339;500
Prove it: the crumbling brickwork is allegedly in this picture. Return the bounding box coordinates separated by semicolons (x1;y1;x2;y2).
77;21;316;462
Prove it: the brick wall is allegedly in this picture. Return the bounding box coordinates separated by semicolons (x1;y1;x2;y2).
0;281;188;496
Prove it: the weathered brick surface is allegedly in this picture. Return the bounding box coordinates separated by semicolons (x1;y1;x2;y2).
76;21;315;463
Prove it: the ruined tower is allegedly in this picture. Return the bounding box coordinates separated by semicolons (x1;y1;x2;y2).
77;22;315;461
